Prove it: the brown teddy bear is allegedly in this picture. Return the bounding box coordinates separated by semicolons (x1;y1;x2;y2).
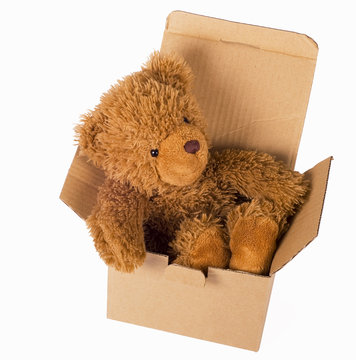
76;52;309;275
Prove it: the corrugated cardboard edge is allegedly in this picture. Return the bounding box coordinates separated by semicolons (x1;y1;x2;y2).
270;156;333;274
165;11;318;59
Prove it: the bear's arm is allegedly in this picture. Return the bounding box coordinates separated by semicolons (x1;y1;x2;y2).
86;178;148;272
210;149;309;219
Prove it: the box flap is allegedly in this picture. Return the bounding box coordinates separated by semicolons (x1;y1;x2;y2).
164;264;206;287
270;157;333;274
161;11;318;169
60;149;105;220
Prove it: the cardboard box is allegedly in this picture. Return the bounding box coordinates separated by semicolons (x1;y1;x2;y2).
60;11;332;351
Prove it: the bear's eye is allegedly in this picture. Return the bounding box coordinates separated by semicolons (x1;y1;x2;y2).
183;117;190;124
150;149;159;157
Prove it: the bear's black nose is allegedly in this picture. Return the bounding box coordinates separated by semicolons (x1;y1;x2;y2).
184;140;200;154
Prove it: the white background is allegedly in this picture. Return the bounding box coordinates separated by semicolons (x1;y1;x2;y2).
1;1;355;359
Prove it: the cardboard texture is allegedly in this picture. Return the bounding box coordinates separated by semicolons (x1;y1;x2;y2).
107;257;275;351
161;11;318;169
60;11;332;351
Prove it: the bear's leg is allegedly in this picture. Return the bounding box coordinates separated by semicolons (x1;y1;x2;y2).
227;200;281;275
170;214;231;273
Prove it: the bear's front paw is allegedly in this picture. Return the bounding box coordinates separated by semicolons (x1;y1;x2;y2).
109;241;146;273
90;223;146;273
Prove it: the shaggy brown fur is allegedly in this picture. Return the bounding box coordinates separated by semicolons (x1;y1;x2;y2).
76;52;309;275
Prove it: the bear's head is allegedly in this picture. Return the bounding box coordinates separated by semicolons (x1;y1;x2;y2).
76;52;209;195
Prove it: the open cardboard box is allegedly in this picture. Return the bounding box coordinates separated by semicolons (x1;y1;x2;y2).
60;11;332;351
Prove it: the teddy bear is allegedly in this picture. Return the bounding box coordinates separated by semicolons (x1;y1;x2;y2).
75;52;309;275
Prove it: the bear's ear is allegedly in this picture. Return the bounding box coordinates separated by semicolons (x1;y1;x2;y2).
75;108;107;167
142;51;194;92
